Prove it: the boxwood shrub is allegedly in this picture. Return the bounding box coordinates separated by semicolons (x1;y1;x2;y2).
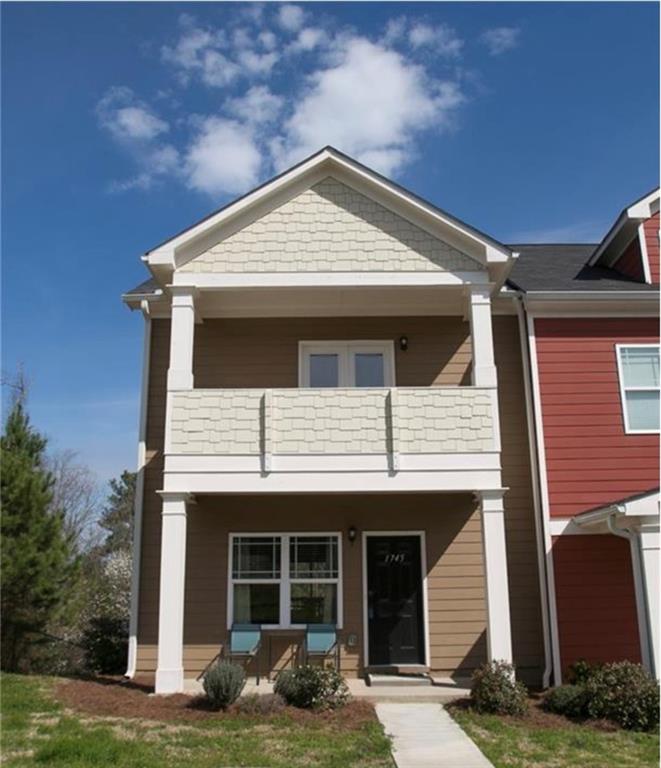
543;684;588;718
470;661;528;716
584;661;659;731
274;666;349;710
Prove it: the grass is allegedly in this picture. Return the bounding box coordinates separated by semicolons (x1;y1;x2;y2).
0;674;393;767
450;705;660;768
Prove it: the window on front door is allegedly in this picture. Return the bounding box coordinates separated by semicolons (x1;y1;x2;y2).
299;342;395;387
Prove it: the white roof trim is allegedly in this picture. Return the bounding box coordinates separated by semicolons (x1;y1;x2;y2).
145;147;513;282
588;188;660;266
574;490;660;527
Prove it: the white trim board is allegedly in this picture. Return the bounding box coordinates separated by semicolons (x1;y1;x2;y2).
361;531;430;669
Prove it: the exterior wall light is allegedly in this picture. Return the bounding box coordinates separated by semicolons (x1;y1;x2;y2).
399;335;409;351
348;525;357;543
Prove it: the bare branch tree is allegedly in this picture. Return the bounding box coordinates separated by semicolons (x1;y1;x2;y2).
46;450;102;552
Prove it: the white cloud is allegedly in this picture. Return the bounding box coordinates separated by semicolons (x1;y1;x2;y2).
381;17;407;46
480;27;520;56
277;4;305;32
96;87;169;142
272;36;464;176
238;49;279;75
507;220;603;244
259;30;277;50
201;50;240;87
184;117;262;195
409;23;463;57
287;27;328;54
226;85;283;125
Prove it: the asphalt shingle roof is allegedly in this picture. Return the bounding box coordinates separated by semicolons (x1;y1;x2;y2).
507;244;657;293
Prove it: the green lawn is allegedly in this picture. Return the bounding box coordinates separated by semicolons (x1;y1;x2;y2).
0;674;393;768
450;705;660;768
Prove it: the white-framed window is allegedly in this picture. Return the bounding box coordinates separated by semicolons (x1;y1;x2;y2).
228;533;342;629
298;341;395;387
616;344;660;434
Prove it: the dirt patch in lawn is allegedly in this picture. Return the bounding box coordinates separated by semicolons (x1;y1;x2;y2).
54;676;378;729
448;695;620;732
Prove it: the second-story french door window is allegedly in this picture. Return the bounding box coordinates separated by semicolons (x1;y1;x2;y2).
299;341;395;387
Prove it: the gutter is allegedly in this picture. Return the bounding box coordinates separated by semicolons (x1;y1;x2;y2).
514;294;553;688
605;512;655;676
125;300;152;679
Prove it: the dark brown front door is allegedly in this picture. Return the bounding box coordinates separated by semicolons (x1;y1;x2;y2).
366;535;425;665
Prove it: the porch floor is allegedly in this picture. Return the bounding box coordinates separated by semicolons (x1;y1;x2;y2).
184;676;471;701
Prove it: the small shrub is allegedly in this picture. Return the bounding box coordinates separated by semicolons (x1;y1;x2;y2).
81;616;128;674
232;693;286;716
567;659;600;685
203;661;246;710
274;665;349;710
470;660;528;716
543;684;588;718
584;661;659;731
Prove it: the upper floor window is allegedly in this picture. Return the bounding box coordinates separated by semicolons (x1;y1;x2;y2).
299;341;395;387
616;345;660;433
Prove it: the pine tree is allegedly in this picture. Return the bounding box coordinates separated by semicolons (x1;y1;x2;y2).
98;470;135;556
1;397;78;671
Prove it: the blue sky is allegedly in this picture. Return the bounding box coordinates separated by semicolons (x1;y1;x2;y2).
2;2;659;483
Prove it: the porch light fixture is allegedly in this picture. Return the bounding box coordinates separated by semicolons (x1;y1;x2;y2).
347;526;357;543
399;335;409;351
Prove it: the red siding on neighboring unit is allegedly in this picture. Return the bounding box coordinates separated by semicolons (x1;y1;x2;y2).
536;317;659;518
643;212;659;284
552;534;641;672
612;236;644;282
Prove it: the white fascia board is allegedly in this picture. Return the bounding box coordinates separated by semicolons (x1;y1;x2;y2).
162;468;504;494
628;189;660;219
574;491;660;528
588;188;660;266
523;292;659;317
171;271;490;289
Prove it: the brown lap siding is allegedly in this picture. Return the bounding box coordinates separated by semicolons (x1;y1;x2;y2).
193;316;472;388
493;316;545;686
181;493;487;679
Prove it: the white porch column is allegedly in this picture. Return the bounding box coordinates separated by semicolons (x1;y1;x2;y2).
478;490;513;664
167;287;196;391
638;521;660;678
468;286;498;388
155;492;190;694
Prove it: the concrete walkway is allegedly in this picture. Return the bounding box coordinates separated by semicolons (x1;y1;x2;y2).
375;703;493;768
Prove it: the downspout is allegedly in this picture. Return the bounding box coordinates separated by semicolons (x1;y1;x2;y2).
515;294;553;688
125;300;152;679
606;512;654;675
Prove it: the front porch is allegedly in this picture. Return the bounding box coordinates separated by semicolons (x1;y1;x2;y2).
140;492;514;694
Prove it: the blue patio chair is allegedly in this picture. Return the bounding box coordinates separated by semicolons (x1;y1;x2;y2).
303;624;339;672
228;624;262;684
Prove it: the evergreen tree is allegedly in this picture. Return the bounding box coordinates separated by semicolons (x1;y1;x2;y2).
98;470;135;556
1;397;78;671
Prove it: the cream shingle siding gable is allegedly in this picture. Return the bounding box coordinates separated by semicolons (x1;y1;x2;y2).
179;177;480;274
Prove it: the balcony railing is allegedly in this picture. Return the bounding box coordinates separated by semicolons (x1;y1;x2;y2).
168;387;497;470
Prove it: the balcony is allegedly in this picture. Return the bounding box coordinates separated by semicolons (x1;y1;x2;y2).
164;387;501;494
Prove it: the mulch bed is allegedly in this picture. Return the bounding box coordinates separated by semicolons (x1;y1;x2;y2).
54;676;378;728
447;695;619;732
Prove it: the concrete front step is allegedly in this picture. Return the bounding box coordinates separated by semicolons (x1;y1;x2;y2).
367;673;432;687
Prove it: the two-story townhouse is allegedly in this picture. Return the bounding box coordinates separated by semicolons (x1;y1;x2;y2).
512;190;660;684
123;147;659;694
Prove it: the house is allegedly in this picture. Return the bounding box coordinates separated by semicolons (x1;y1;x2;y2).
122;147;659;694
